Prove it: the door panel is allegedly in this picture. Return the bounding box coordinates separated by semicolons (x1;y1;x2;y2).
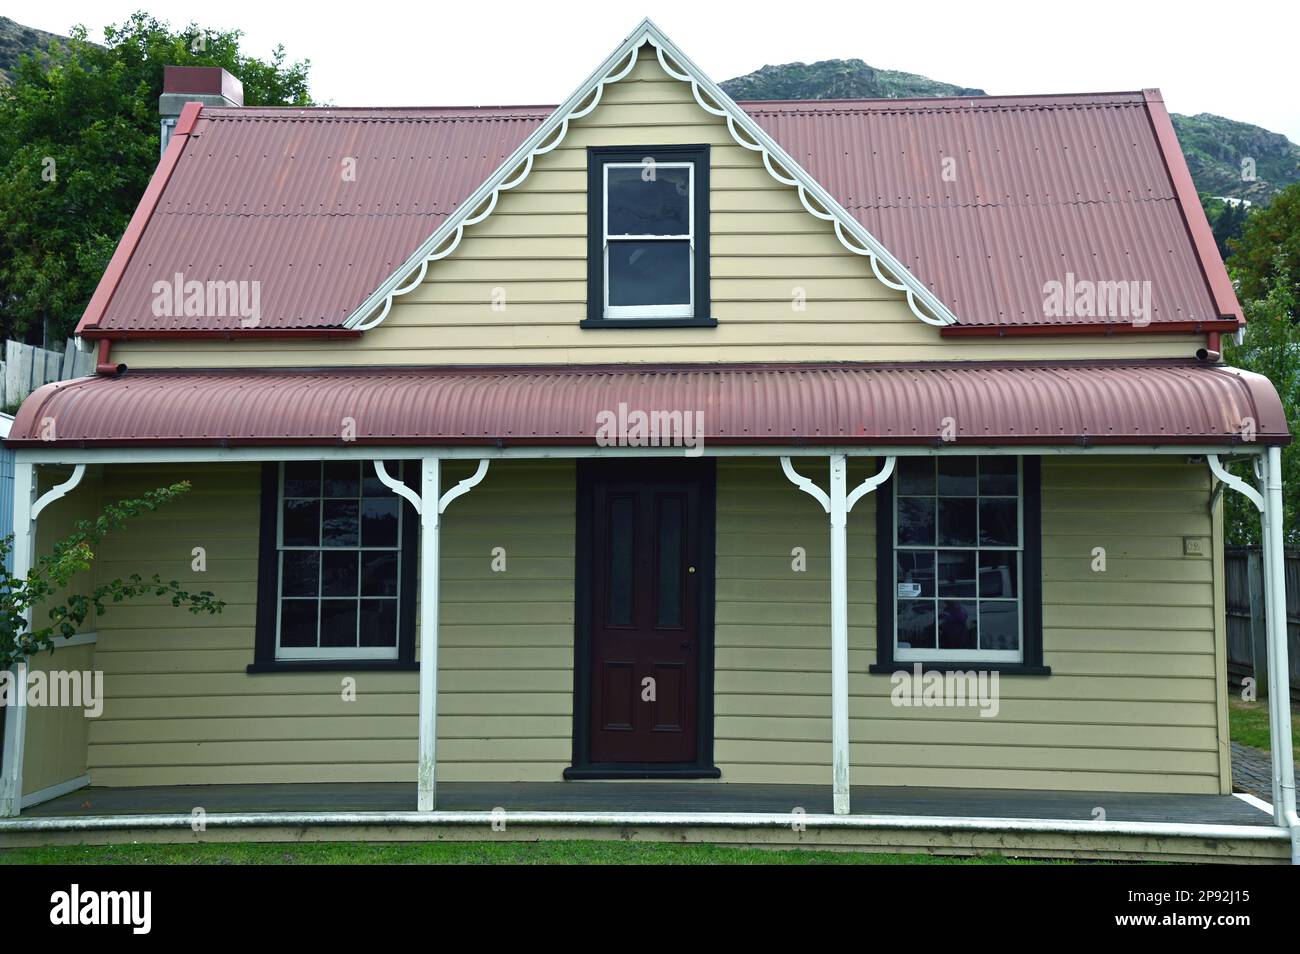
584;461;710;765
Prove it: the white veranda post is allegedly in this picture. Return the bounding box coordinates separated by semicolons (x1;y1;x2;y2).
1208;448;1299;863
780;453;896;815
0;462;87;817
374;457;490;812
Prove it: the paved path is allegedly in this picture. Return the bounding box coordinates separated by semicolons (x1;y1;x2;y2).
1231;741;1299;802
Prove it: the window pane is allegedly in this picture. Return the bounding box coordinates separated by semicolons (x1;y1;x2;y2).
938;458;977;496
897;600;936;649
607;165;690;235
937;600;978;650
606;495;635;626
656;495;684;627
282;499;320;547
282;551;319;597
320;600;358;648
937;550;977;598
979;498;1018;546
322;500;359;547
278;457;405;660
321;550;359;597
361;498;400;548
280;599;318;647
360;599;398;647
283;462;320;498
608;241;691;307
323;461;361;498
979;552;1018;598
361;551;399;597
897;497;935;546
896;551;934;598
897;458;934;495
363;461;403;496
892;454;1026;660
979;601;1019;651
937;498;977;546
979;457;1018;495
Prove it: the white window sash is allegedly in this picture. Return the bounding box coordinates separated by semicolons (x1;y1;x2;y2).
892;457;1025;661
275;463;404;660
602;161;695;319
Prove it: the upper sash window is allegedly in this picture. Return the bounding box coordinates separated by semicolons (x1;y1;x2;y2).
585;146;712;327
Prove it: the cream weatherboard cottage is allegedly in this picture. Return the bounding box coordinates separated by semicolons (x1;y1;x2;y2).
0;20;1295;862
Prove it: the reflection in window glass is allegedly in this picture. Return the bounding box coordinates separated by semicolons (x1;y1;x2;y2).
894;457;1023;660
603;161;694;317
277;462;403;658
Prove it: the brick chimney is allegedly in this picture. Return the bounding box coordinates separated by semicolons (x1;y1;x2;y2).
159;66;244;155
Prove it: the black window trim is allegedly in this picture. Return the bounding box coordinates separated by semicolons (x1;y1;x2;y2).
583;144;714;328
870;455;1049;676
249;461;419;674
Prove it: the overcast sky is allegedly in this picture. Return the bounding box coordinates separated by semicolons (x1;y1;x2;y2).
10;0;1300;141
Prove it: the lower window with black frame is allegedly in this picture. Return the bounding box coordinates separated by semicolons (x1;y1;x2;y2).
873;455;1047;674
250;461;418;672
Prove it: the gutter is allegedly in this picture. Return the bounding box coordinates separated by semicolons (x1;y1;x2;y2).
941;319;1242;337
95;338;123;376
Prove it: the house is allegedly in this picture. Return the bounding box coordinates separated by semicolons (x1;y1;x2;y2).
0;20;1295;863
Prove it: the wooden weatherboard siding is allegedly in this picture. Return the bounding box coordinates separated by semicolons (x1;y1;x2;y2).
713;456;1224;795
113;48;1205;370
22;467;101;797
84;461;575;786
80;455;1225;795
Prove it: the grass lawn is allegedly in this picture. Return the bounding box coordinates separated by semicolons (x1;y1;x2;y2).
0;840;1065;865
1228;697;1300;759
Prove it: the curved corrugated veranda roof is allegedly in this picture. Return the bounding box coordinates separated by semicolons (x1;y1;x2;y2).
7;361;1286;448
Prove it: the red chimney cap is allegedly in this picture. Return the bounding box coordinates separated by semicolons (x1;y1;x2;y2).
163;66;244;105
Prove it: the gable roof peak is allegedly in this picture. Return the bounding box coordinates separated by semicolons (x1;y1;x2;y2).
344;17;959;332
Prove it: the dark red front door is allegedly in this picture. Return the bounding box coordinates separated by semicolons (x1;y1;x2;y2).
584;461;710;765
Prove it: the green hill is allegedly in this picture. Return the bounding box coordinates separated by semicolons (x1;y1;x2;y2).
720;58;985;101
0;15;67;84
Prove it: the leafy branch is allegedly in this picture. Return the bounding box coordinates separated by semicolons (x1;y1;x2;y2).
0;481;223;669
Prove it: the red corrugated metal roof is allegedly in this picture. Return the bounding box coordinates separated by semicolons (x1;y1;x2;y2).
90;106;549;334
745;91;1236;330
78;90;1239;336
8;362;1285;447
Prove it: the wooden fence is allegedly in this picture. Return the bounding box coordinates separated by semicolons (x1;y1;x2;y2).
1;339;95;407
1225;546;1300;701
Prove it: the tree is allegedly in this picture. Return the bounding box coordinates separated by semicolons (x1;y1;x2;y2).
1228;181;1300;304
0;481;223;670
0;13;313;342
1201;193;1250;260
1222;258;1300;547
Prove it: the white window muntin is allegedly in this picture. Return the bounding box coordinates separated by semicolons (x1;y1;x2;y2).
603;161;694;320
275;463;403;661
893;456;1024;664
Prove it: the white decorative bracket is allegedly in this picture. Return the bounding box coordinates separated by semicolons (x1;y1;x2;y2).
371;459;492;516
1208;454;1264;513
780;457;830;512
31;464;86;520
438;459;490;514
847;457;896;512
781;456;897;513
373;461;423;514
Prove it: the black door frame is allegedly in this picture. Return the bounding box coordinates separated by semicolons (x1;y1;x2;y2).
566;457;719;779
